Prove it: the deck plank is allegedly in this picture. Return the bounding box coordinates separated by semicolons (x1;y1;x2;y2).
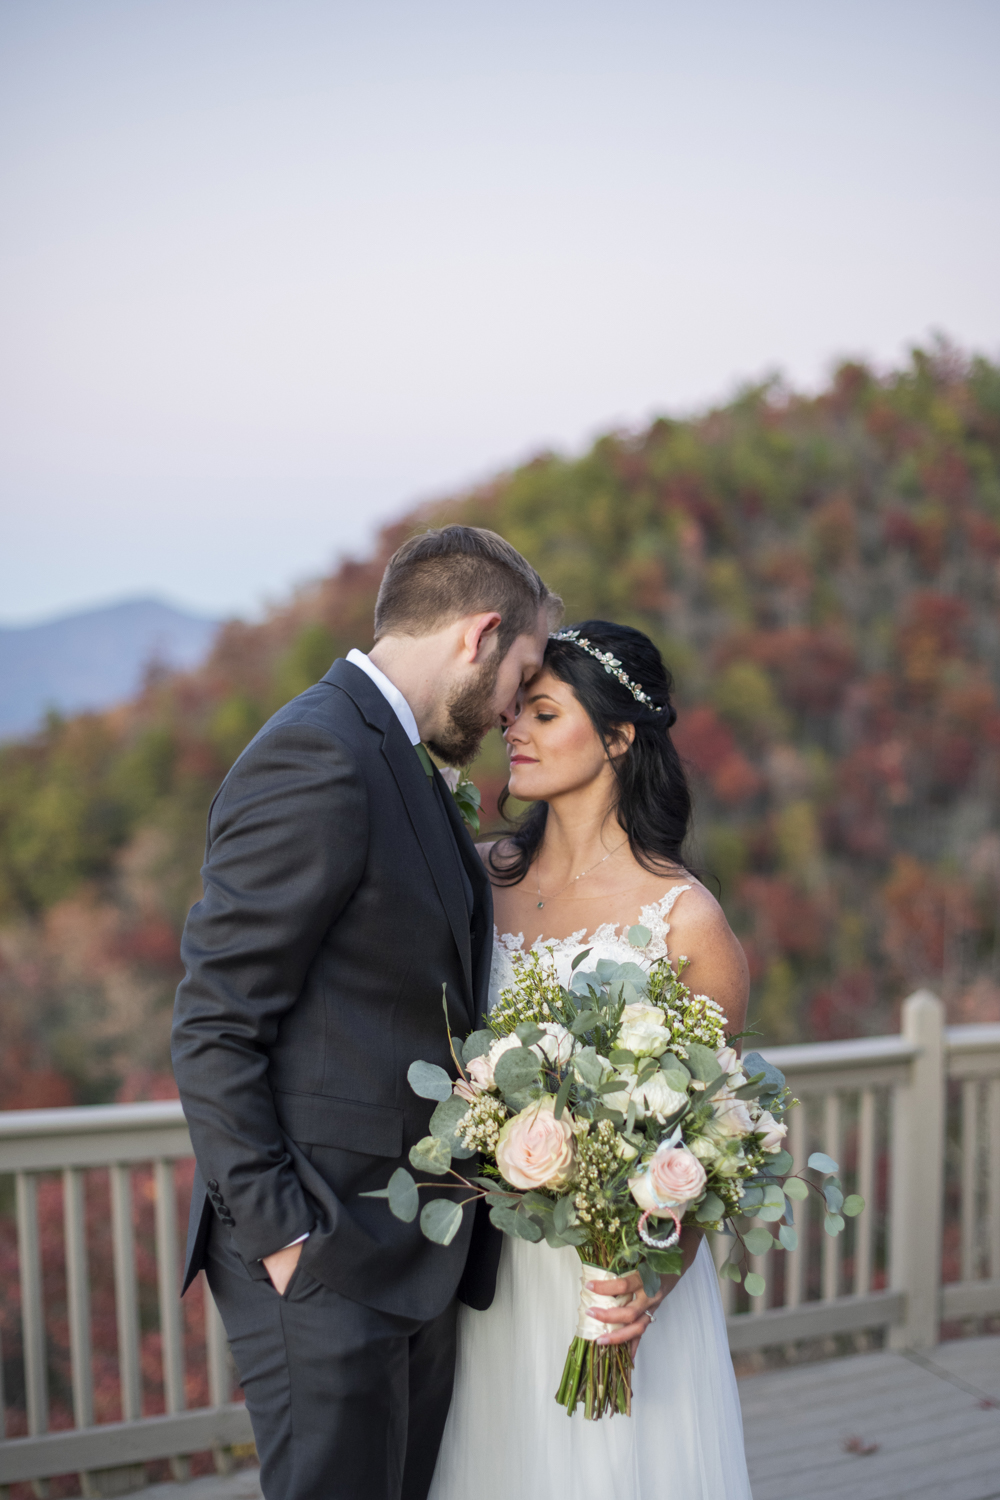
741;1336;1000;1500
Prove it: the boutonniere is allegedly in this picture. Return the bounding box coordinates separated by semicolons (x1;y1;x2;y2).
439;766;482;838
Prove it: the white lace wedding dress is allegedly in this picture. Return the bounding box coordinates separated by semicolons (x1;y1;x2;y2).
429;885;753;1500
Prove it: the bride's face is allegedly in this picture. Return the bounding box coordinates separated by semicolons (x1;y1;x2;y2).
503;668;629;802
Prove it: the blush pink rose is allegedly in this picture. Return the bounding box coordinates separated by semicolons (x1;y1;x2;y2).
495;1096;577;1190
629;1143;707;1216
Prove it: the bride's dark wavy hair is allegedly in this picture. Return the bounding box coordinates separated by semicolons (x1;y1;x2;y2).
488;620;692;886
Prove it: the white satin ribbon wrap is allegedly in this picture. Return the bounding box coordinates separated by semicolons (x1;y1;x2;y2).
575;1262;630;1341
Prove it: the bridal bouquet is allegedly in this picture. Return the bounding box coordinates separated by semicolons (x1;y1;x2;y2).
365;935;863;1419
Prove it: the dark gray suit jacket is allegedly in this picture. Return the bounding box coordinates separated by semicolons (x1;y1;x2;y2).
171;658;500;1320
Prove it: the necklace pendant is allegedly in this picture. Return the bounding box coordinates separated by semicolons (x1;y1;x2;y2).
537;900;545;908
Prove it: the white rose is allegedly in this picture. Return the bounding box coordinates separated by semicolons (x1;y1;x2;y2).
634;1070;689;1124
754;1108;788;1153
689;1136;720;1164
618;1001;672;1058
530;1022;577;1069
438;767;461;791
709;1090;754;1141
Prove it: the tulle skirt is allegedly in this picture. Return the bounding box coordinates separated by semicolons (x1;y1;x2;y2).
430;1236;752;1500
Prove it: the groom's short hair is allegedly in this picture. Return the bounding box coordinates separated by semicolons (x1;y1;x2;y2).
374;526;560;654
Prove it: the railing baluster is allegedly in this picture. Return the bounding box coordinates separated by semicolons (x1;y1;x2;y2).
15;1173;49;1437
154;1160;190;1482
822;1093;841;1302
110;1163;142;1422
205;1278;236;1474
154;1161;185;1413
785;1099;807;1308
853;1087;876;1297
989;1078;1000;1281
63;1168;94;1429
960;1079;980;1283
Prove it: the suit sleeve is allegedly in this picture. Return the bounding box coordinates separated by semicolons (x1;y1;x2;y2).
171;720;368;1263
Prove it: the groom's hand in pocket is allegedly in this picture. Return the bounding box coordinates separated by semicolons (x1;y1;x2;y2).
262;1240;304;1295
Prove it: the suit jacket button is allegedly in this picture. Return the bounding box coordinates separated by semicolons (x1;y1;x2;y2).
207;1180;219;1191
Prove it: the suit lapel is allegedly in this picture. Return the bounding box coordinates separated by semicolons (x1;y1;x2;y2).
326;660;476;1027
436;772;494;1028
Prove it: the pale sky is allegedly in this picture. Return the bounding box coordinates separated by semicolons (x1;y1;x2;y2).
1;0;997;624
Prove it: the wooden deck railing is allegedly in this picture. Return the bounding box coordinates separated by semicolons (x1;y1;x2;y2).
0;991;998;1491
723;991;1000;1353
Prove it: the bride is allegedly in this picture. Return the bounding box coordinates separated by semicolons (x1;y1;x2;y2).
430;621;753;1500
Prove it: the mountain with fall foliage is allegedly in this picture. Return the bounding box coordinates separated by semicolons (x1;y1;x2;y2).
2;342;1000;1108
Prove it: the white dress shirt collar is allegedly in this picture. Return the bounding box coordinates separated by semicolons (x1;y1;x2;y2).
345;649;421;746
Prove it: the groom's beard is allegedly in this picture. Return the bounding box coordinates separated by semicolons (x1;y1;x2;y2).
425;651;502;767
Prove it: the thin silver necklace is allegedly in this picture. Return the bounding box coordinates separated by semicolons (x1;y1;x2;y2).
535;841;628;909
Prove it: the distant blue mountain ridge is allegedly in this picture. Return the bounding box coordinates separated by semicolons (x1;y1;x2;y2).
0;598;220;740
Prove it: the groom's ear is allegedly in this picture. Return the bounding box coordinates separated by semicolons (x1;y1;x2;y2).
462;611;503;662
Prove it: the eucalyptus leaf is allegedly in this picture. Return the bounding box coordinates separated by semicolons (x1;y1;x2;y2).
595;958;623;983
824;1182;844;1213
462;1030;495;1064
573;1048;606;1088
783;1177;809;1201
646;1247;683;1275
515;1023;544;1046
684;1042;721;1083
616;961;650;988
494;1047;541;1094
570;1011;602;1036
660;1053;691;1083
627;924;652;949
485;1192;513;1208
409;1136;453;1175
824;1212;846;1237
610;1049;637;1067
778;1224;798;1252
656;1064;686;1091
358;1187;389;1199
407;1060;454;1102
757;1204;784;1222
508;1210;543;1242
429;1093;471;1139
842;1194;865;1217
386;1167;419;1223
744;1271;766;1298
554;1073;573;1120
720;1261;742;1283
553;1195;578;1234
570;971;601;996
762;1184;785;1209
420;1198;464;1246
743;1227;774;1256
695;1191;724;1223
741;1052;786;1100
570;947;593;972
808;1151;839;1175
740;1185;764;1210
637;1259;660;1296
769;1148;794;1176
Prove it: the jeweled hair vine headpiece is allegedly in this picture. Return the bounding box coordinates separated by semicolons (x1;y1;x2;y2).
549;629;664;711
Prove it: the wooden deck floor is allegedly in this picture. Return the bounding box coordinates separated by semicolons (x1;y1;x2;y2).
139;1335;1000;1500
741;1335;1000;1500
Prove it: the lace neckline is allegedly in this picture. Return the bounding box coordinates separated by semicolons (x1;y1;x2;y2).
494;883;692;965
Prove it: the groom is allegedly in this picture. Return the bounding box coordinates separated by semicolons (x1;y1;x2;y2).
172;525;558;1500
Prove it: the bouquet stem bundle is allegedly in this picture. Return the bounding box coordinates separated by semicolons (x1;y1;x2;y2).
556;1334;633;1419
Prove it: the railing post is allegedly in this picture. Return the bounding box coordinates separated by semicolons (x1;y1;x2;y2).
889;990;945;1349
